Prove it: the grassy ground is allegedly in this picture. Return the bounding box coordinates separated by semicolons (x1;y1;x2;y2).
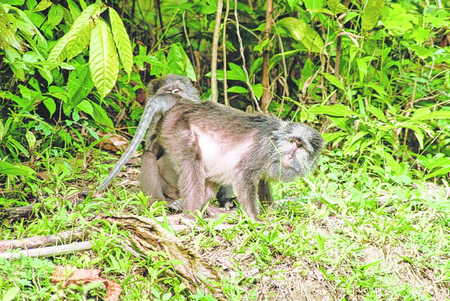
1;150;449;300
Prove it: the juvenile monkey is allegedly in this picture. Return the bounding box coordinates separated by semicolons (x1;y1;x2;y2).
139;74;200;210
101;91;324;219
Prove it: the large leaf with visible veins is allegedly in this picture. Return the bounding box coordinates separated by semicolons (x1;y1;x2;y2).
89;19;119;100
48;3;102;61
109;7;133;77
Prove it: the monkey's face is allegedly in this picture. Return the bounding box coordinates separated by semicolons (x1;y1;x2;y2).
273;123;325;181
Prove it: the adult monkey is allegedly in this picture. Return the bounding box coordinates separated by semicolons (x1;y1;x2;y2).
99;74;233;210
101;91;324;218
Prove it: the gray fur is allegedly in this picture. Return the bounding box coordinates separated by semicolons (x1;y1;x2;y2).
155;100;325;218
98;74;195;191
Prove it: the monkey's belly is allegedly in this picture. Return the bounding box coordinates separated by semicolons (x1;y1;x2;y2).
196;130;254;184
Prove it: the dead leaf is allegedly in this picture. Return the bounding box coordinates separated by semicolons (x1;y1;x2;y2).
37;172;48;180
51;265;122;301
102;215;227;301
95;132;130;153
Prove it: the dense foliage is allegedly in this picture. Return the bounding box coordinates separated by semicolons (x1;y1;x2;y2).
1;0;449;195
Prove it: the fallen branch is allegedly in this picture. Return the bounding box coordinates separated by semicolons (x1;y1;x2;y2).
1;204;35;220
0;241;92;260
0;228;86;252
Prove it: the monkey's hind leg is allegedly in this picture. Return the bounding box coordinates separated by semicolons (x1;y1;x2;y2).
140;151;165;201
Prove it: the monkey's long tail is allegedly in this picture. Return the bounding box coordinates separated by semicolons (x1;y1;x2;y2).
98;94;177;191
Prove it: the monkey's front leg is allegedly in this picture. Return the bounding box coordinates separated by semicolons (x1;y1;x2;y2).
258;179;273;210
233;177;260;219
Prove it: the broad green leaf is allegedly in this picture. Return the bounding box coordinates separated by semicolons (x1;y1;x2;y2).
287;0;301;10
277;17;324;53
25;130;36;150
413;127;424;149
356;58;368;82
32;0;52;13
167;43;196;80
8;136;29;157
43;97;56;117
361;0;384;31
348;131;369;148
269;49;302;70
304;0;324;10
322;132;345;142
251;83;264;99
401;42;432;59
66;0;81;23
322;73;345;90
227;86;249;94
327;0;347;15
0;160;34;176
411;111;450;120
367;105;386;122
109;7;133;76
2;286;20;301
48;3;102;61
344;138;362;155
67;63;94;110
254;38;269;53
426;167;450;179
90;19;119;99
380;4;418;36
91;101;114;127
77;99;94;115
227;63;247;82
0;4;14;50
391;174;412;185
8;6;46;46
309;104;356;117
365;83;387;96
48;4;64;27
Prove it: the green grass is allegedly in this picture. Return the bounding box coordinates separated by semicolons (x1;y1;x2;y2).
1;151;449;301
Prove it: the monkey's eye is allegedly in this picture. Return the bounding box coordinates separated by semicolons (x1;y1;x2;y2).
171;88;180;94
290;138;305;149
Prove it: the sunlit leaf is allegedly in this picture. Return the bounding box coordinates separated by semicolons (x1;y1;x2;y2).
48;3;102;61
367;105;386;122
43;97;56;117
380;4;418;36
226;62;247;82
67;63;94;110
426;167;450;179
89;19;119;100
411;111;450;120
309;104;356;117
361;0;384;31
0;160;34;176
322;73;345;90
109;7;133;76
91;101;114;127
251;83;264;99
32;0;52;13
227;86;248;94
277;17;324;53
327;0;347;15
